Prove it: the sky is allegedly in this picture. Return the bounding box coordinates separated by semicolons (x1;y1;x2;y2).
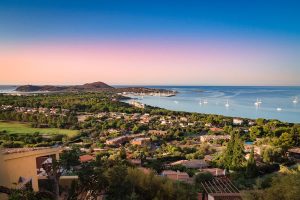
0;0;300;86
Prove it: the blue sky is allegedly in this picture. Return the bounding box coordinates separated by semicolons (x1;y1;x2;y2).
1;0;299;41
0;0;300;85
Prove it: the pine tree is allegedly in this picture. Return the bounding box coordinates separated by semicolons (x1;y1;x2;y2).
246;147;257;177
222;131;245;170
232;132;245;170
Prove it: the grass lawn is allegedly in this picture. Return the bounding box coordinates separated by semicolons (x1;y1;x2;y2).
0;121;79;137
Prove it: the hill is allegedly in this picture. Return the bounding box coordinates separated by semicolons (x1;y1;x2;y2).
15;81;113;92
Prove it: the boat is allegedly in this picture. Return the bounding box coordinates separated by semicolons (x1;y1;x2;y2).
254;98;262;106
225;100;230;107
293;97;298;104
199;99;202;105
174;100;179;104
276;107;282;111
203;99;208;104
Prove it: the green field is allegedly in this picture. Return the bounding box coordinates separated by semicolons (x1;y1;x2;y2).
0;121;79;137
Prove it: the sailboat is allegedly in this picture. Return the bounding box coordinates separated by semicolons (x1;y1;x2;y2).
293;97;298;104
199;99;203;105
254;98;262;106
225;100;230;107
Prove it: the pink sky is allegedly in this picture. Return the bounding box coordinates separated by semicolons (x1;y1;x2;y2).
0;39;299;86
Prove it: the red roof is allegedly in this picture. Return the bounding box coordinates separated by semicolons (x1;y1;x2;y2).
79;155;95;162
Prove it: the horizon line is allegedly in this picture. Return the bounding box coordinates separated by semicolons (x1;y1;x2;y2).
1;83;300;87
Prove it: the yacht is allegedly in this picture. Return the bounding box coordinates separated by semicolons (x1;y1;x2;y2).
225;100;230;107
276;107;282;111
293;97;298;104
199;99;203;105
254;98;262;106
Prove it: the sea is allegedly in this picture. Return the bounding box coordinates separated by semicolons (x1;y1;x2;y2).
120;86;300;124
1;85;300;123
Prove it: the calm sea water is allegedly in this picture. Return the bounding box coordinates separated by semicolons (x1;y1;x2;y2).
122;86;300;123
1;85;300;123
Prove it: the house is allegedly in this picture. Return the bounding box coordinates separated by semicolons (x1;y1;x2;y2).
106;136;128;145
170;159;209;169
130;137;151;146
161;170;190;183
233;118;243;125
0;147;61;194
200;135;231;143
180;117;188;122
79;155;95;163
200;168;226;177
129;100;145;109
77;114;93;122
209;127;223;132
205;123;212;127
248;121;255;126
148;130;168;136
204;155;213;163
288;147;300;159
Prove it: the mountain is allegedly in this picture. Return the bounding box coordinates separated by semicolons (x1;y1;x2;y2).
80;82;113;89
15;81;113;92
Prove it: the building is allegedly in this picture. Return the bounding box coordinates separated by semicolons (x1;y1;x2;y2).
161;170;191;183
79;154;95;163
148;130;168;136
200;168;226;177
209;127;223;132
287;147;300;159
170;159;209;169
129;100;145;109
200;135;231;143
233;118;243;125
0;147;80;199
105;134;146;146
106;136;129;145
0;147;60;193
130;137;151;146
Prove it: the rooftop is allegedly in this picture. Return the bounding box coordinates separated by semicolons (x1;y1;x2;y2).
79;154;95;162
1;147;53;155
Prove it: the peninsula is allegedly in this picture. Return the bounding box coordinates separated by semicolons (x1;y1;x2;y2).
15;81;177;96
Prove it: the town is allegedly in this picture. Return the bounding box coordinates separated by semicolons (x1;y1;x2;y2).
0;92;299;200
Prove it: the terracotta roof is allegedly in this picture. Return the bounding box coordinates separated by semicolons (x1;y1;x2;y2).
79;154;95;162
210;127;224;132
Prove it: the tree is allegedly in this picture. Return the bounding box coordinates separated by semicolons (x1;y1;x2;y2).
249;126;263;140
222;131;245;170
246;147;258;177
59;149;80;170
278;132;294;151
245;167;300;200
42;149;80;200
119;146;127;160
194;172;213;190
